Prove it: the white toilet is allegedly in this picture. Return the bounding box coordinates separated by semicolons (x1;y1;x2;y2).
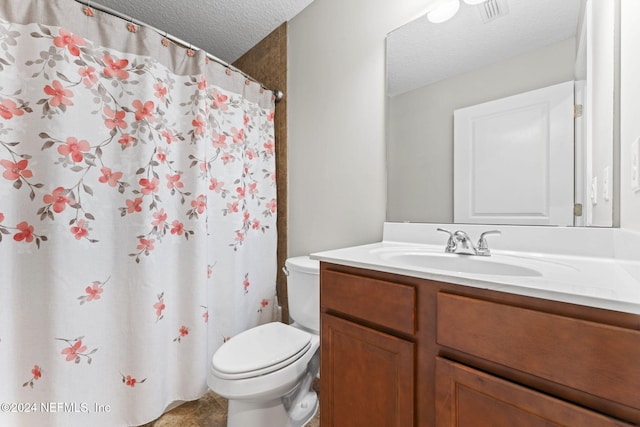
207;256;320;427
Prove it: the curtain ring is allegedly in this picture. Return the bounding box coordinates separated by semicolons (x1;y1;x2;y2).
83;1;94;17
127;18;137;33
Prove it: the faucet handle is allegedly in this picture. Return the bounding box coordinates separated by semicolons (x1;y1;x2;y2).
437;228;456;253
477;230;501;254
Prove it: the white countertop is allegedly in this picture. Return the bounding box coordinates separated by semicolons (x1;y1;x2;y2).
311;223;640;315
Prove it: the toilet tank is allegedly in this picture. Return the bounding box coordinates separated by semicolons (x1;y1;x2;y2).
285;256;319;334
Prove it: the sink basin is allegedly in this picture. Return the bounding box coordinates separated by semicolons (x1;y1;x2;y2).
377;250;542;277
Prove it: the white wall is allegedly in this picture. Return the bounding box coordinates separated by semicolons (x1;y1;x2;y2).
287;0;432;256
387;38;576;223
620;0;640;230
586;0;616;226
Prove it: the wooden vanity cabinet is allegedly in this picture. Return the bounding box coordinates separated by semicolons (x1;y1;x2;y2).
319;262;640;427
320;269;415;427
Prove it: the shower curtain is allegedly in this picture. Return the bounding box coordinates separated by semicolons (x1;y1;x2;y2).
0;0;277;426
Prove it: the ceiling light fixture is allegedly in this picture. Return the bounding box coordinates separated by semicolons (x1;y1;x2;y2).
427;0;490;24
427;0;461;24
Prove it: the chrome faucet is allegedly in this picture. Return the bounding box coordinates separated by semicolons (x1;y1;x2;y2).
437;228;501;256
476;230;501;256
436;228;457;253
453;230;477;255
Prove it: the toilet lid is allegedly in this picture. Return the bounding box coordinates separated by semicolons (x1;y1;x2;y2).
212;322;312;379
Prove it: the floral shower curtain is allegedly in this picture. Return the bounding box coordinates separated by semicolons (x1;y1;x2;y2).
0;0;277;426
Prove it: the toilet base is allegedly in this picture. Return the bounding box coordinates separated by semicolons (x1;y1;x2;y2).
226;391;318;427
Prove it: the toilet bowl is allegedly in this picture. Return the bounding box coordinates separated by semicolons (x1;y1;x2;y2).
207;256;320;427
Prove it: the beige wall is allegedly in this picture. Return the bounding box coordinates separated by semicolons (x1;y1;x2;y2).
387;38;576;223
287;0;431;256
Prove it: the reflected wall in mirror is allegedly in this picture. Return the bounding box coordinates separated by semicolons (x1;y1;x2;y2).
386;0;618;227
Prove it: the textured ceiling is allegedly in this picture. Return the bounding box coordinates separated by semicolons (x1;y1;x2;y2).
91;0;314;64
387;0;583;96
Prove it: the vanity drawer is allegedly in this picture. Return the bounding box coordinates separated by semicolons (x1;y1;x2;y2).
435;357;634;427
436;292;640;410
321;270;415;335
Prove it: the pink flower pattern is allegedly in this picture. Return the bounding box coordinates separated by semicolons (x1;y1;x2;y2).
23;365;42;388
0;98;25;120
118;134;136;148
62;341;86;361
166;174;184;190
192;115;206;135
78;66;98;88
42;186;71;213
189;194;207;216
44;80;74;108
139;177;159;195
212;132;227;149
243;274;250;294
1;159;33;180
14;221;34;242
170;220;183;235
132;100;155;122
104;107;127;130
137;238;155;253
78;277;110;304
257;298;269;313
161;129;178;144
173;326;190;343
209;178;224;193
211;90;228;111
57;337;97;364
98;167;124;187
71;220;88;239
126;197;143;213
102;54;129;80
122;373;146;387
231;127;244;144
154;82;167;101
153;293;166;321
53;28;85;56
57;137;90;162
152;208;167;228
85;282;102;300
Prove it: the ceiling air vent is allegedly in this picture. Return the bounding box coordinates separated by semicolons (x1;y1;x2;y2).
479;0;509;23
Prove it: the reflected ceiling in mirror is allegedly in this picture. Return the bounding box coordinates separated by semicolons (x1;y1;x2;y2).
387;0;582;97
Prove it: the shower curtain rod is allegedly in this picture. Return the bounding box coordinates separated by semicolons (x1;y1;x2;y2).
72;0;284;102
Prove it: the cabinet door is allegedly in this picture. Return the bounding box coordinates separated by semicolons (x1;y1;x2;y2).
321;314;414;427
435;358;633;427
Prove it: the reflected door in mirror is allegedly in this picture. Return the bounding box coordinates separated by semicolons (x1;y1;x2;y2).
454;81;574;225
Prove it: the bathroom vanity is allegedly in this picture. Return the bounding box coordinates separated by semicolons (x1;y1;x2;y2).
314;223;640;427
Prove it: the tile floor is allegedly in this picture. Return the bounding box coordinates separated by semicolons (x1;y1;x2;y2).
141;391;321;427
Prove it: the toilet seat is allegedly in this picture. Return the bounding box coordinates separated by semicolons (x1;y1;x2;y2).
212;322;312;380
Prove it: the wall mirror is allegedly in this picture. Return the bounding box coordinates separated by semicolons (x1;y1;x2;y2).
386;0;619;227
